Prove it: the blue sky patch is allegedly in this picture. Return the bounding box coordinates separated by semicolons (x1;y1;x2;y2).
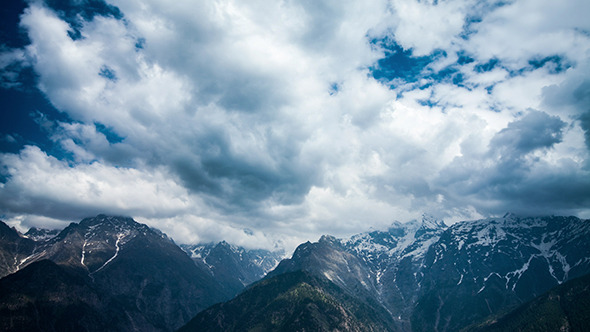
0;84;71;156
370;37;471;89
135;37;146;50
95;122;124;144
528;55;571;74
370;38;435;84
99;65;117;82
45;0;123;40
329;82;340;95
0;0;30;48
457;52;475;65
428;65;464;87
474;58;500;73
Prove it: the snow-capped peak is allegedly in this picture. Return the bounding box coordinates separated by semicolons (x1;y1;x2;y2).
24;227;60;241
420;213;447;229
341;214;448;266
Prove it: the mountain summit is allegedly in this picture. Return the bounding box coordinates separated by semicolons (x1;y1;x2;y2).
0;215;231;331
183;214;590;332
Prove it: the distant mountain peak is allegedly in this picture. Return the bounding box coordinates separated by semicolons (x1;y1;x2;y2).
319;234;339;244
420;213;447;229
0;221;24;240
216;240;237;250
180;241;284;297
79;214;137;228
502;211;517;219
387;214;446;232
24;227;60;241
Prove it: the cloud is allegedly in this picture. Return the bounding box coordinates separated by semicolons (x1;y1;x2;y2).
0;48;30;89
1;0;589;250
490;110;566;155
542;60;590;150
466;0;590;68
435;110;590;217
388;0;474;56
0;145;193;220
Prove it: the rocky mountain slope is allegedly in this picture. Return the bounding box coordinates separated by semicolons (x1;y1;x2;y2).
179;270;397;332
0;215;230;331
0;221;38;278
412;214;590;331
188;214;590;332
2;213;590;331
341;215;447;325
181;241;282;297
0;259;113;332
465;272;590;332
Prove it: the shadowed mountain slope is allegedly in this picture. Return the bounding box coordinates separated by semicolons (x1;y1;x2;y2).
464;272;590;332
0;215;231;331
178;270;397;332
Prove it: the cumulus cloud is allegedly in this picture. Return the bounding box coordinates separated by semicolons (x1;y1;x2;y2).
435;110;590;216
466;0;590;68
388;0;473;56
542;60;590;150
0;145;194;219
0;48;30;89
490;111;566;155
1;0;589;250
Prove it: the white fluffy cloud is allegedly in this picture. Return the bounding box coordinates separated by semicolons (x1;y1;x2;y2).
1;0;589;251
0;145;193;218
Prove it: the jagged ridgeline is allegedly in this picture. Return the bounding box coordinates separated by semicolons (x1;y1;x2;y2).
0;215;281;332
180;214;590;332
1;214;590;332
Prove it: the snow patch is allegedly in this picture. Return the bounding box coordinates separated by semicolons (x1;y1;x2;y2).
81;239;88;268
506;255;534;290
92;233;124;274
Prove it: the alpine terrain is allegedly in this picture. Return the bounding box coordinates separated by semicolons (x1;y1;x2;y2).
180;214;590;331
1;214;590;331
181;241;283;297
0;215;280;331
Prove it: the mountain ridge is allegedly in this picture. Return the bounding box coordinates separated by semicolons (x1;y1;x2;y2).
180;241;283;297
0;215;232;331
2;213;590;332
185;214;590;332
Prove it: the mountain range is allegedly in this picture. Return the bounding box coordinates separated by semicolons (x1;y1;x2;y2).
1;213;589;331
180;241;283;298
0;215;280;331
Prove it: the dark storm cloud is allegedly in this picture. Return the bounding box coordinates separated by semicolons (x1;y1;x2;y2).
490;110;566;155
435;110;588;217
169;123;318;216
545;79;590;150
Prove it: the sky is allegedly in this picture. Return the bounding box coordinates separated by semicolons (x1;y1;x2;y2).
1;0;589;252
